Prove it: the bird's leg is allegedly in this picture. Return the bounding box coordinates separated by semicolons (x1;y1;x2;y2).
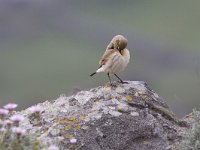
107;73;118;87
114;74;128;84
107;73;112;85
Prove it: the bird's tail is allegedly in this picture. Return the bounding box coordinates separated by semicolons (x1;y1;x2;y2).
90;72;96;76
90;65;103;76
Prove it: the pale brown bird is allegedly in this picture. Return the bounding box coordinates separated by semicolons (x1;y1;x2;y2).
90;35;130;84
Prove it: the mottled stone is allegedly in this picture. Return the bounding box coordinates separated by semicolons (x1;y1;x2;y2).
18;81;188;150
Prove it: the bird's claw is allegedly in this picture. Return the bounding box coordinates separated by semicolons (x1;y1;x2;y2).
110;83;117;87
118;81;128;84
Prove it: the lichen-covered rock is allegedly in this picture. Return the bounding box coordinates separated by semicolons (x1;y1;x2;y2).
18;81;188;150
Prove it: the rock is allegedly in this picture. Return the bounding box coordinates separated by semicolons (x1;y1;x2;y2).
18;81;189;150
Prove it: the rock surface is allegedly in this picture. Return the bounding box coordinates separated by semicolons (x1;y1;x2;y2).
18;81;189;150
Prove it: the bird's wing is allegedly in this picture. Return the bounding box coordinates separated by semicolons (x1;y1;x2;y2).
99;49;118;66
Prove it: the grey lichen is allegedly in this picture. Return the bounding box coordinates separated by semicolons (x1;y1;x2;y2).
10;81;192;149
180;109;200;150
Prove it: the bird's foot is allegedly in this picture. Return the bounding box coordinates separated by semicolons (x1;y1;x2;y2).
118;81;128;84
106;81;117;87
110;83;117;87
104;82;116;87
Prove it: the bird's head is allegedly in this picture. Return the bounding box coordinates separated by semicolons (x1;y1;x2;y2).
112;35;128;51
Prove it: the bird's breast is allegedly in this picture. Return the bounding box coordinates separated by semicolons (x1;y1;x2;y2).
121;49;130;66
108;49;130;73
97;49;130;74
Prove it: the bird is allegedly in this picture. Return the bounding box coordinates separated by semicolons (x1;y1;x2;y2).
90;35;130;85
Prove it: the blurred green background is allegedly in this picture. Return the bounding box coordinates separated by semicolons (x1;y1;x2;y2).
0;0;200;117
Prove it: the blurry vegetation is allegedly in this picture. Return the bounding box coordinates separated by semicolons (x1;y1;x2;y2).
0;0;200;117
0;105;41;150
0;131;40;150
